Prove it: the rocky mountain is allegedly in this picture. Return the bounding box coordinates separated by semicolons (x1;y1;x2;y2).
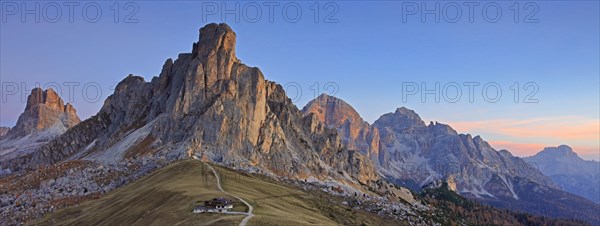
372;107;558;194
0;88;80;163
524;145;600;203
4;23;378;189
1;23;597;225
1;23;401;224
303;95;556;193
303;94;600;224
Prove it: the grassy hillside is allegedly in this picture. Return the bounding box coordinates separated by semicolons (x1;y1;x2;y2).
211;165;401;226
30;160;243;225
31;160;401;226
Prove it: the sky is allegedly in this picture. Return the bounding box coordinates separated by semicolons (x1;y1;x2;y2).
1;1;599;160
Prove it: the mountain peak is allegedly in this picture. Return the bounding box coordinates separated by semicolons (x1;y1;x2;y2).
26;87;63;112
556;144;573;151
373;107;425;135
7;88;80;138
384;107;424;124
523;145;600;203
302;94;364;126
311;93;341;104
302;94;379;157
193;23;236;60
315;92;331;99
394;107;421;120
539;145;578;158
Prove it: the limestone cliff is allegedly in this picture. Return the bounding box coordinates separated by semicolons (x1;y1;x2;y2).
6;23;379;188
6;88;79;138
0;88;80;161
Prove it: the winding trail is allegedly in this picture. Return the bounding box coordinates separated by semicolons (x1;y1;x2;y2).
201;160;255;226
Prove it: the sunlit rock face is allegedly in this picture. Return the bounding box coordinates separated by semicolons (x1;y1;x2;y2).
0;88;80;161
4;23;379;188
302;93;381;163
8;88;80;138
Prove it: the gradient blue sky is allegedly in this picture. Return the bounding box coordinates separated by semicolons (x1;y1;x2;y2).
1;1;598;160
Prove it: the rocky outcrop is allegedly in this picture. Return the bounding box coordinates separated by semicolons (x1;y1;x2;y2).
0;88;81;162
10;23;379;189
0;127;9;138
7;88;80;138
525;145;600;203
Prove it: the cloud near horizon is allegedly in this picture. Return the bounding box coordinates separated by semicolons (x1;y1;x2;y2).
448;116;600;160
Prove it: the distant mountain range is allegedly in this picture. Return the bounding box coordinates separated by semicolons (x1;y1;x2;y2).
525;145;600;203
302;93;600;224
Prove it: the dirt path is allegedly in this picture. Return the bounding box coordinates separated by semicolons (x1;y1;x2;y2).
201;161;255;226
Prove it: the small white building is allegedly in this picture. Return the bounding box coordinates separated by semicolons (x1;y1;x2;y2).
193;206;208;213
193;197;233;213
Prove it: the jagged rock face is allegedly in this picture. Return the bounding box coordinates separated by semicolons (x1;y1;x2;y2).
0;88;80;163
9;23;378;187
302;94;381;162
525;145;600;203
301;96;556;198
0;127;9;138
372;107;558;199
301;95;600;223
7;88;80;138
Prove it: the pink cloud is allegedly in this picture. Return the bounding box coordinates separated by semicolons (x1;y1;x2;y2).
450;116;599;141
489;141;545;157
